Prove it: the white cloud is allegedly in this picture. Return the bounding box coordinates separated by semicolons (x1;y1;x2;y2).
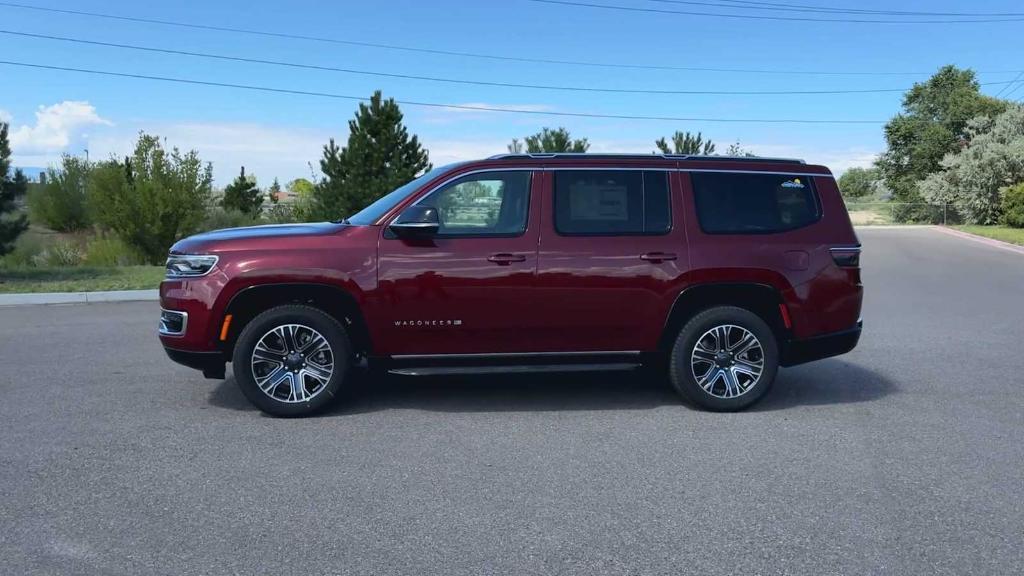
0;109;11;123
8;101;111;155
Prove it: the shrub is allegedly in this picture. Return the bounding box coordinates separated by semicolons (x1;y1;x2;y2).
82;235;144;266
88;133;213;263
201;207;259;232
28;155;92;231
1001;182;1024;228
0;232;45;267
263;203;298;224
32;238;83;267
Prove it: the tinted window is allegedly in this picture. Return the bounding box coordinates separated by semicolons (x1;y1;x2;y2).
691;172;820;234
418;171;531;237
554;170;671;235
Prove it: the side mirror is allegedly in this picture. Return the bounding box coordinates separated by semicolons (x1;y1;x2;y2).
390;205;440;238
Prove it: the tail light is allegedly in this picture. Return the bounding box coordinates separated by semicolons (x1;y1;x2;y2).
830;246;861;268
830;246;862;285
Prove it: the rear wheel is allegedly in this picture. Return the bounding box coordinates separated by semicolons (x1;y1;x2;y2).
232;305;352;417
669;306;778;411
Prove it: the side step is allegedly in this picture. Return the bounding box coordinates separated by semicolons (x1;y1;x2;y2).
388;363;641;377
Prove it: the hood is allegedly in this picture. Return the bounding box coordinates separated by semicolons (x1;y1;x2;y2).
170;222;346;254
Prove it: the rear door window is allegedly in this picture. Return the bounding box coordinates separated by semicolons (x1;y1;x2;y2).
553;170;671;235
690;172;820;234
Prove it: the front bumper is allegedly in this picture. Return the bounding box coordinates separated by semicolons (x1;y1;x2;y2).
781;320;862;367
163;347;226;380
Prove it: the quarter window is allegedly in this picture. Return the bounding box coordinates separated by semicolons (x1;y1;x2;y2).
691;172;820;234
553;170;671;235
418;171;532;237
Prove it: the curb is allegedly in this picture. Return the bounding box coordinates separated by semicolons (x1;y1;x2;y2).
933;226;1024;255
0;289;159;307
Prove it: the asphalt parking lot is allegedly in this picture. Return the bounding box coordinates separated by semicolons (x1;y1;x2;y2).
1;227;1022;575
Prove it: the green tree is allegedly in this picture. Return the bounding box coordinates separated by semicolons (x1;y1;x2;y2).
523;127;589;153
918;104;1024;224
655;131;716;155
507;138;524;154
311;91;431;221
837;166;882;199
88;133;213;263
287;177;314;198
878;66;1007;220
221;166;263;217
0;122;29;256
28;155;93;231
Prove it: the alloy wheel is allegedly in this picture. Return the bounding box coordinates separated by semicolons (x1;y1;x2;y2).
690;324;765;399
250;323;335;403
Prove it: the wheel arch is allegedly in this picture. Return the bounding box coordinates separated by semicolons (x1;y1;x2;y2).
219;283;373;358
658;282;790;352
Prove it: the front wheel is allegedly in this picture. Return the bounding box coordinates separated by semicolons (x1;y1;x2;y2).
232;305;352;417
669;306;779;411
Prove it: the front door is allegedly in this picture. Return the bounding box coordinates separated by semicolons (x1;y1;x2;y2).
377;170;541;355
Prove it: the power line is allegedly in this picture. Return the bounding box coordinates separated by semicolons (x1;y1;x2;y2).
0;2;1017;76
994;71;1024;98
0;60;887;124
1003;79;1024;100
662;0;1024;17
526;0;1024;23
9;29;1018;97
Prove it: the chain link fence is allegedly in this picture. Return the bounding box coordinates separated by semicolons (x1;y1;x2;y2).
843;202;955;226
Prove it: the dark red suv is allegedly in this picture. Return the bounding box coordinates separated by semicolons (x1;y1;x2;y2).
159;153;862;416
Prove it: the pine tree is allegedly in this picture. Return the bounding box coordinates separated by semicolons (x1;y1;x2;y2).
312;91;431;220
0;122;29;256
522;127;589;153
221;166;263;217
655;131;716;155
268;178;282;205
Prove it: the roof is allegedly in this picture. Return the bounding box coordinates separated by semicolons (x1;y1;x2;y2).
487;153;805;165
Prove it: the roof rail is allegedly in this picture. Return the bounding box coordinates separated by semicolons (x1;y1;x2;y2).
486;152;805;164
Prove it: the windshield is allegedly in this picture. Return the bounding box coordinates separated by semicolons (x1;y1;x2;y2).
344;163;466;225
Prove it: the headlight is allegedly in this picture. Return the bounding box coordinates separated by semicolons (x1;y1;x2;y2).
165;254;219;278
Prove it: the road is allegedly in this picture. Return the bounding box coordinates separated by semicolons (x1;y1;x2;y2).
1;227;1022;575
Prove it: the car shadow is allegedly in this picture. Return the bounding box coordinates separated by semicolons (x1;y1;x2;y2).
207;359;896;415
752;359;897;412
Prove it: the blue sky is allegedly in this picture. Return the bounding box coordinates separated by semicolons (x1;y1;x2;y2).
2;0;1023;185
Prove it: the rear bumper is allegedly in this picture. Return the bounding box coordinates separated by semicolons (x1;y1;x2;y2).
163;346;226;379
781;320;861;367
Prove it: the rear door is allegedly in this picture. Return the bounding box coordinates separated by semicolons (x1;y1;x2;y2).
533;168;689;352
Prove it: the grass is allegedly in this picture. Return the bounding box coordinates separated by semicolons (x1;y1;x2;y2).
845;204;894;226
0;266;165;294
954;225;1024;246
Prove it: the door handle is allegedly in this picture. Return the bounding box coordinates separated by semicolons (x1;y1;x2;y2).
487;253;527;265
640;252;677;263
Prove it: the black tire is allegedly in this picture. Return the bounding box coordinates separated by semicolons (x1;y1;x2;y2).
232;304;352;417
668;306;779;412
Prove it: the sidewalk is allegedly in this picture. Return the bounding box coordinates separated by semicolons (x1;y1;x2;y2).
0;289;159;307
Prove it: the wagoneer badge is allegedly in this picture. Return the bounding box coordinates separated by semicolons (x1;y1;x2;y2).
394;319;463;327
